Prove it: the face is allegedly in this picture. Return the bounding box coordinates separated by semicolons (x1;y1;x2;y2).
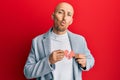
52;2;74;32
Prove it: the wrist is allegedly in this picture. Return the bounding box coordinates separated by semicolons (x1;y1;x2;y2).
49;56;55;64
81;64;86;70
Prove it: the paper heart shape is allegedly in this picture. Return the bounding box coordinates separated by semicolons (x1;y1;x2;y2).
64;50;75;59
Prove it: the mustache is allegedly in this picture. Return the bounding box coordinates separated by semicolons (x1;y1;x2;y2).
61;20;66;23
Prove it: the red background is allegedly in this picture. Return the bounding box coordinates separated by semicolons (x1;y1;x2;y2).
0;0;120;80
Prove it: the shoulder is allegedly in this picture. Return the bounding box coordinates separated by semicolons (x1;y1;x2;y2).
68;30;85;40
32;31;48;43
32;28;52;41
33;33;45;41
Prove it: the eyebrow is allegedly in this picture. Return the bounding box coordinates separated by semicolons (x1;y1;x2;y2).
57;9;72;14
57;9;64;12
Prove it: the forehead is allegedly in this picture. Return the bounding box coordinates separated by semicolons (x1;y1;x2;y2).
55;3;74;13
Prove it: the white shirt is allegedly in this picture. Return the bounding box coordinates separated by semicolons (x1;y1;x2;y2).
50;31;73;80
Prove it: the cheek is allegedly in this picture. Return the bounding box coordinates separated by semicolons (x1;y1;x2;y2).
54;15;63;21
67;19;72;25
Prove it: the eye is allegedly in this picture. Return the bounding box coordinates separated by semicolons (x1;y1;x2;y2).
68;14;71;16
58;11;63;14
68;13;72;16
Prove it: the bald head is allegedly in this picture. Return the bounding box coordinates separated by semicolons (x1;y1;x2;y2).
54;2;74;15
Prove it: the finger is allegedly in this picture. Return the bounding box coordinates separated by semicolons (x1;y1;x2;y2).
56;53;64;57
57;51;65;56
56;52;64;58
77;59;86;65
57;54;64;57
75;54;86;58
53;50;64;56
76;60;82;64
75;57;86;61
76;58;82;62
56;55;64;61
53;50;64;54
77;61;84;65
76;58;84;62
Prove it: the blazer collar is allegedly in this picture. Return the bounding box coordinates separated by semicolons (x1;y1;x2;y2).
42;28;77;55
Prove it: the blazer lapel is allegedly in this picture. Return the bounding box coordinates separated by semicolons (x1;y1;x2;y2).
68;31;79;80
68;31;77;53
42;29;52;57
43;37;51;56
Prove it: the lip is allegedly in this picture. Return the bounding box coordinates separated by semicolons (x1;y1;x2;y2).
61;21;66;26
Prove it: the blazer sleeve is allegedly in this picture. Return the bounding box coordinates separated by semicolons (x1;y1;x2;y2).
80;37;95;71
24;39;54;79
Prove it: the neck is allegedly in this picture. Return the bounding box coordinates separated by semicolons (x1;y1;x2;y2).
53;28;67;35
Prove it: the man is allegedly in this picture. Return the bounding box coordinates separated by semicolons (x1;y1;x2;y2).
24;2;95;80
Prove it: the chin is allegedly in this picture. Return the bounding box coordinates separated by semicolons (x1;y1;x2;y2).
57;27;66;32
54;25;67;32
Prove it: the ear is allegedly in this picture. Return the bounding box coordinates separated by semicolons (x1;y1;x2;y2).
69;18;73;25
51;13;55;20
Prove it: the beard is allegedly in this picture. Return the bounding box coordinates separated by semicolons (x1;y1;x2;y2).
54;26;67;32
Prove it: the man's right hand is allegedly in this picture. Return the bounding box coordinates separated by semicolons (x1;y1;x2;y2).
49;50;65;64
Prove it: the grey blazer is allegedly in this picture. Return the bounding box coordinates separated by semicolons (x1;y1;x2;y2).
24;28;95;80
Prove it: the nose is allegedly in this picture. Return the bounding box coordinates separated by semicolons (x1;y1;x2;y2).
63;13;67;20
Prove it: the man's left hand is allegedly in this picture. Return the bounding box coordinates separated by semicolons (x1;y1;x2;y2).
74;54;86;68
